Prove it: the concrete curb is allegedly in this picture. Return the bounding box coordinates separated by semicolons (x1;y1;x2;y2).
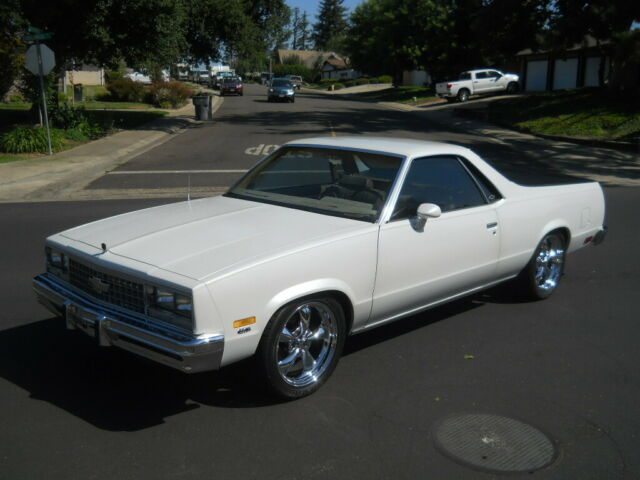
0;95;224;203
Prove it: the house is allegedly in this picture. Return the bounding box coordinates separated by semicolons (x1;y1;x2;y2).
402;70;431;86
320;57;359;80
63;63;105;88
516;37;611;91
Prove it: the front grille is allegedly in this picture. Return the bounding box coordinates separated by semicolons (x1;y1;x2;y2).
69;259;145;313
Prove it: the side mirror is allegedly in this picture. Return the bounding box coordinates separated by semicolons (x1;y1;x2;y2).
414;203;441;230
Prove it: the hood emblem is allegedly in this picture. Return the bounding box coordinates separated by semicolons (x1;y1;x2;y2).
89;276;110;294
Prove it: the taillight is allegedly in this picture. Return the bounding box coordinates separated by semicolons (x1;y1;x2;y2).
447;83;452;89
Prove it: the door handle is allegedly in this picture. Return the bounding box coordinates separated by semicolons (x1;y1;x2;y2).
486;222;498;229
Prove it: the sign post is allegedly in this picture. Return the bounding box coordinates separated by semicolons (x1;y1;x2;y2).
24;27;55;155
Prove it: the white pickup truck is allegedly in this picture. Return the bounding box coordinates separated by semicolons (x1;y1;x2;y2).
436;69;520;102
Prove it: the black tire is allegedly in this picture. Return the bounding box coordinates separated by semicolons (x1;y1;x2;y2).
257;296;346;399
457;89;470;102
506;82;519;94
518;232;567;300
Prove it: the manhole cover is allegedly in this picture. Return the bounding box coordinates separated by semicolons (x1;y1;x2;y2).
432;413;557;473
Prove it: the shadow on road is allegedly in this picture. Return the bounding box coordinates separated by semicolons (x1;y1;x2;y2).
0;290;521;431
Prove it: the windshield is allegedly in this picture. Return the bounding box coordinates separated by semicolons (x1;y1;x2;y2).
271;79;291;87
226;146;404;222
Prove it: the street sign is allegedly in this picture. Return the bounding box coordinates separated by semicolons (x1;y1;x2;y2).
23;32;54;42
25;44;55;76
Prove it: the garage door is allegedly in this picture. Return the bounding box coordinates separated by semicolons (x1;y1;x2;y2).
525;60;548;91
553;58;578;90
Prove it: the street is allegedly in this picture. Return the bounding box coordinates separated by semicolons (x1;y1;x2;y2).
1;84;639;479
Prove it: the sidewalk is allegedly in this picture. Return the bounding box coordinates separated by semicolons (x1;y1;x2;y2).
0;95;223;203
312;86;640;187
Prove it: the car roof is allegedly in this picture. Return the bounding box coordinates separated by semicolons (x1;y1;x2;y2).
284;137;474;158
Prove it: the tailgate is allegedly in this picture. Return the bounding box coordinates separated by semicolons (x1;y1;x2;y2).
435;83;450;94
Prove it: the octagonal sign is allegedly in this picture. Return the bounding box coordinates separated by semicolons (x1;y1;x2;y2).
25;44;55;76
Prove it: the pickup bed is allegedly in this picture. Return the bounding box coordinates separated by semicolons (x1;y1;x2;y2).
436;69;520;102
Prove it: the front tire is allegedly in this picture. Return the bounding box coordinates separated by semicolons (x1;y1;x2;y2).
506;82;519;94
519;232;567;300
257;297;345;399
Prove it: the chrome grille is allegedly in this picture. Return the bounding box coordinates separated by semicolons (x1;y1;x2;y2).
68;259;145;313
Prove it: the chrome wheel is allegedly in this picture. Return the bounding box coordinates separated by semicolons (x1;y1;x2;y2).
534;235;565;292
258;297;345;398
276;302;338;387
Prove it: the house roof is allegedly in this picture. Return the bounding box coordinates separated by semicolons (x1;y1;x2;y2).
277;49;343;69
323;58;349;70
517;35;611;56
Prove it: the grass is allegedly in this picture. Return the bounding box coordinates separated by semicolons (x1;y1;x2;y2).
348;86;437;104
487;88;640;143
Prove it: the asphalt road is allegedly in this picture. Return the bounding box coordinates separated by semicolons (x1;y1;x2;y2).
1;84;639;479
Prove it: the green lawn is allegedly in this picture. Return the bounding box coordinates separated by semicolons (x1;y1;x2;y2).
349;86;437;104
487;88;639;143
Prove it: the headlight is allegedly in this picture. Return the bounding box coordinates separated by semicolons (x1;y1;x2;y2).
145;285;193;330
46;246;69;279
269;88;275;92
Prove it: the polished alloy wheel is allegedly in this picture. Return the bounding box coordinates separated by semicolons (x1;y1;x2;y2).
534;235;565;292
276;302;339;387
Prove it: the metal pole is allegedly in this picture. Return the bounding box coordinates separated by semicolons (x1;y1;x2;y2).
36;42;53;155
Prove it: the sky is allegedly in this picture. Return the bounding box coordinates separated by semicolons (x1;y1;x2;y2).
286;0;363;18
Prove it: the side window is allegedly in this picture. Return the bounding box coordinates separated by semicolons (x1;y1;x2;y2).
487;71;500;78
459;157;503;203
475;71;488;79
391;156;486;221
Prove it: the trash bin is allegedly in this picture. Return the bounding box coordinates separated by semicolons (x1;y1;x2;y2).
193;94;212;121
73;84;83;102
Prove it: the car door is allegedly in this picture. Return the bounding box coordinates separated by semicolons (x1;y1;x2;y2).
486;70;506;92
472;71;492;93
369;155;500;325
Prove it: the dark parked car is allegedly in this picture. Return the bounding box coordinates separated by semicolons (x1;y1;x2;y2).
221;77;243;96
268;78;295;103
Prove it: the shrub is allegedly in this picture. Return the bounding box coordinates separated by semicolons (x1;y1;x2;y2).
355;78;369;85
107;78;146;102
51;102;85;129
344;80;357;87
8;93;25;103
368;77;379;84
331;83;345;90
319;78;340;85
149;81;194;108
379;75;393;83
0;126;64;153
272;64;314;82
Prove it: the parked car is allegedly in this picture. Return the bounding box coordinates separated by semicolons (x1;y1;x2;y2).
260;72;274;85
267;78;295;102
436;69;520;102
125;71;151;84
287;75;303;90
33;137;606;399
220;77;243;96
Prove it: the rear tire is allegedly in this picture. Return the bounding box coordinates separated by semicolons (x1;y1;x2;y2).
518;232;567;300
257;297;345;399
457;89;470;102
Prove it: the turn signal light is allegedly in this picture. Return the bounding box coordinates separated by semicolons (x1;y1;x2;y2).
233;316;256;329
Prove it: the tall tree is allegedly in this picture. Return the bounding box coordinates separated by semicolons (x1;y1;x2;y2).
312;0;348;50
290;7;301;49
0;0;25;99
298;12;311;50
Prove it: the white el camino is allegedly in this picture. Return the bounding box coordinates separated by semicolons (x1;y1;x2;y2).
34;137;607;398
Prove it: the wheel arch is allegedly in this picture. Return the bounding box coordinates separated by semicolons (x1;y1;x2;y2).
265;282;356;336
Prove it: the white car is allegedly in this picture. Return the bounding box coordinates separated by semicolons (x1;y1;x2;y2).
436;69;520;102
33;137;606;398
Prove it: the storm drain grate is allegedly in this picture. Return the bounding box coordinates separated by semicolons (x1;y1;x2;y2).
432;413;557;473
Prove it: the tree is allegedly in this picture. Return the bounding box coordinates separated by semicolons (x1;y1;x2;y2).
312;0;348;50
347;0;452;82
0;0;25;99
298;12;311;50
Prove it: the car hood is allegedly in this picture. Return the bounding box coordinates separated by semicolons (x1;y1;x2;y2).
58;196;369;281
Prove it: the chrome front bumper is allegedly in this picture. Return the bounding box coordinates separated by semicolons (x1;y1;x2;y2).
33;274;224;373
